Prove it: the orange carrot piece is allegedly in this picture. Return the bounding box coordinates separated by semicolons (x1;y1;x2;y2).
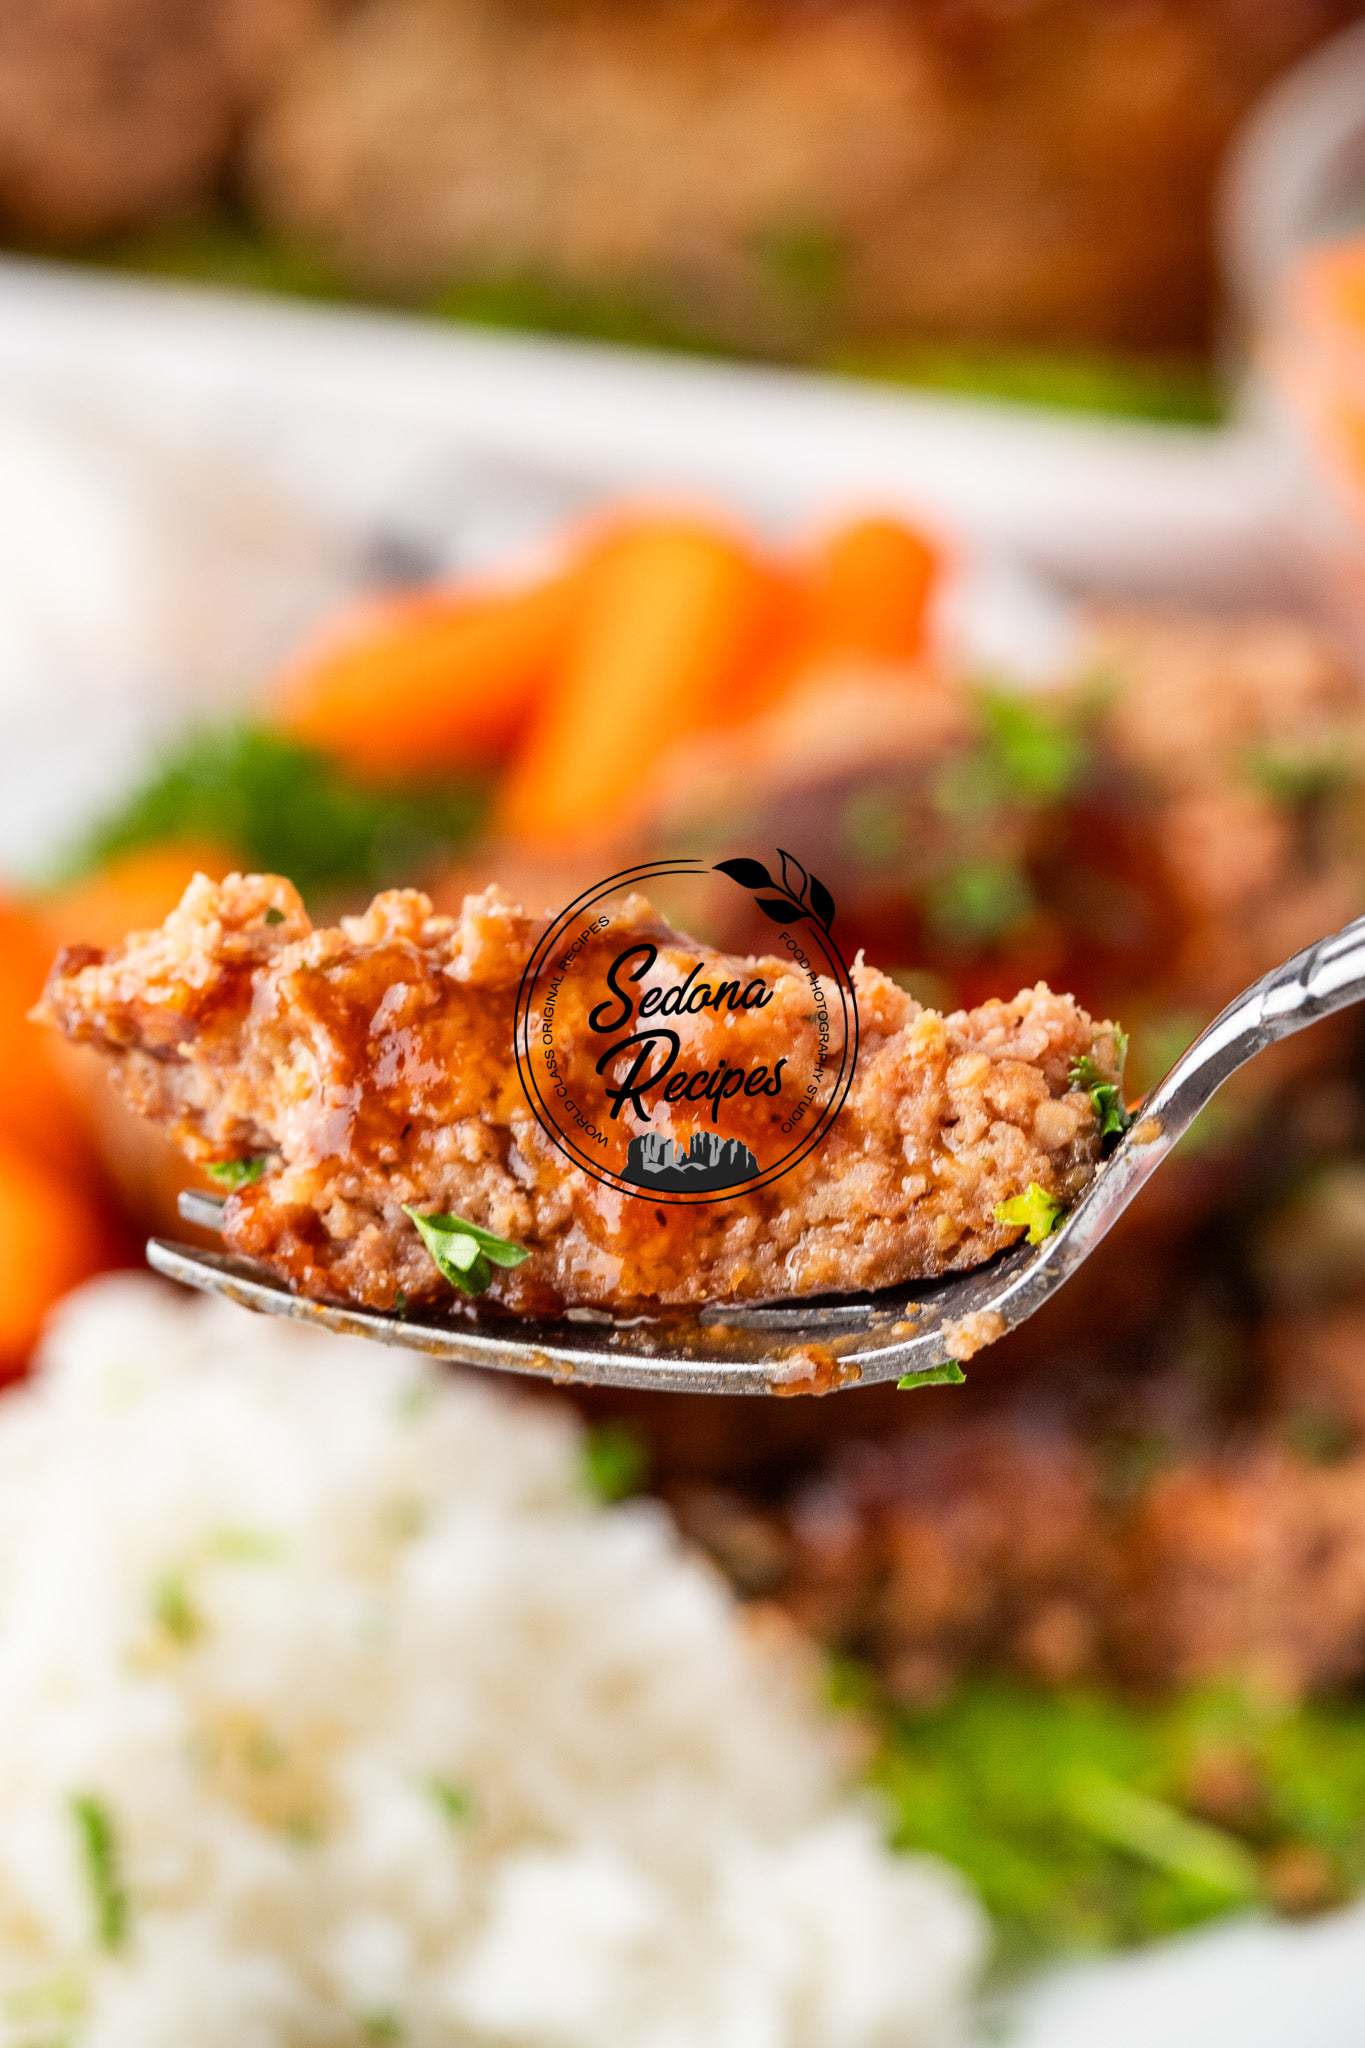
0;895;97;1177
806;516;942;664
1293;235;1365;335
0;1138;112;1369
497;517;783;844
272;579;570;779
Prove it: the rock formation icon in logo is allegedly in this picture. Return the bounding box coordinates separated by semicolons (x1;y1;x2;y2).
622;1130;760;1192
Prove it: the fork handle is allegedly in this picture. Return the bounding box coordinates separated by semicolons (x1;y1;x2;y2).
1145;911;1365;1139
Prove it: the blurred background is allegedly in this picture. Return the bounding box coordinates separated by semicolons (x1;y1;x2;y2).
10;3;1365;2040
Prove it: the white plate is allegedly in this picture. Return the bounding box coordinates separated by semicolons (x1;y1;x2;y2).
999;1901;1365;2047
0;254;1304;601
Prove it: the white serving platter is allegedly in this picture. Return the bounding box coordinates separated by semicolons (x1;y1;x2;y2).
0;254;1302;601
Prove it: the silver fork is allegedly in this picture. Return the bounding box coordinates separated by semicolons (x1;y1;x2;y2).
147;913;1365;1395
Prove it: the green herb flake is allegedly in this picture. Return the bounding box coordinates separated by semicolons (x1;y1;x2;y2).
753;221;846;306
580;1422;649;1503
203;1526;285;1563
403;1208;529;1298
3;1972;85;2025
868;1677;1330;1965
926;858;1034;948
361;2013;405;2044
395;1377;437;1421
827;341;1224;425
206;1156;268;1190
994;1182;1065;1245
152;1570;201;1645
1064;1767;1259;1901
1067;1053;1132;1140
70;1795;128;1951
897;1360;967;1391
1284;1408;1357;1467
1089;1085;1130;1139
1245;742;1352;808
840;788;905;868
977;688;1086;806
426;1776;474;1824
46;723;486;899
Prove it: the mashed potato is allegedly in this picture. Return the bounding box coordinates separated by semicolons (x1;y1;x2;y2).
0;1278;983;2046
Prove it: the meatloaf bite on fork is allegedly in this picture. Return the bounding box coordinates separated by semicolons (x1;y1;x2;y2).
39;872;1124;1318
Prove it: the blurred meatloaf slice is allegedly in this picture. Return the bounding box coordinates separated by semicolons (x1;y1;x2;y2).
247;0;1360;355
39;871;1121;1316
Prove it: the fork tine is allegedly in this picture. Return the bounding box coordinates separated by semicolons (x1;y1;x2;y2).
179;1189;227;1233
144;1235;987;1395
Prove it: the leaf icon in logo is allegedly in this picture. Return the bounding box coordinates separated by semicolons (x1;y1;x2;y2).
714;857;774;890
755;896;806;925
778;849;809;903
808;874;837;929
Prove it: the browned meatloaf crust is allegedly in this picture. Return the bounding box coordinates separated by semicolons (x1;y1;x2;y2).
685;1415;1365;1704
39;871;1120;1315
0;0;326;239
247;0;1362;353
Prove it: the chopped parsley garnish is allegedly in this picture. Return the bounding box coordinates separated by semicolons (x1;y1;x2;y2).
203;1526;284;1563
580;1422;649;1502
1284;1408;1357;1467
425;1776;474;1824
403;1209;530;1298
1245;741;1352;808
2;1972;84;2025
976;687;1087;805
152;1570;201;1644
926;857;1034;947
1068;1053;1132;1139
862;1677;1365;1967
47;723;485;898
70;1795;128;1951
361;2012;405;2044
828;341;1224;426
933;690;1088;822
994;1182;1065;1245
897;1360;966;1391
753;221;846;305
840;787;905;868
1064;1767;1259;1900
206;1156;268;1190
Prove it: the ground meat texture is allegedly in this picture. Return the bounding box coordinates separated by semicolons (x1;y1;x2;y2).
0;0;327;239
679;1417;1365;1703
38;871;1118;1316
1086;610;1365;1009
246;0;1361;354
